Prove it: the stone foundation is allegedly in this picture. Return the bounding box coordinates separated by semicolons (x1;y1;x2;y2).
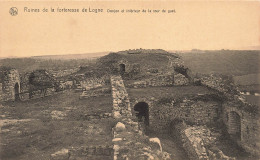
19;87;56;101
174;123;235;160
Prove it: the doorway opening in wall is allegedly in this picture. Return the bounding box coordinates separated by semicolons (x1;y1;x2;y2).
134;102;149;126
14;83;20;101
119;64;126;75
228;111;241;141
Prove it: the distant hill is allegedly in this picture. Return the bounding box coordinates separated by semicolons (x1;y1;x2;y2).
172;50;260;76
1;49;260;81
0;58;96;74
32;52;109;60
0;52;109;73
233;73;260;86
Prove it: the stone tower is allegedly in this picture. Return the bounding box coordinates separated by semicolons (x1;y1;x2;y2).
0;67;21;101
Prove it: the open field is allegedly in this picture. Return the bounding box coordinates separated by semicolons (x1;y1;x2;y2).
176;50;260;76
0;90;114;160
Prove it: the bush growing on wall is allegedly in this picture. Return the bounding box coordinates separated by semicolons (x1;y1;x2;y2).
174;65;191;79
28;69;56;97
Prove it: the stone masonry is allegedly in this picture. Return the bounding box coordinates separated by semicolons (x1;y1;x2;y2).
0;69;21;101
110;75;171;160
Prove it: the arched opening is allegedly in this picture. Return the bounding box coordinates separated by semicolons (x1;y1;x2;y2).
119;64;126;74
134;102;149;126
14;82;20;101
228;111;241;140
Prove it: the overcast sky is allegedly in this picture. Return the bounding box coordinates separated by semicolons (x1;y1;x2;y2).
0;1;259;57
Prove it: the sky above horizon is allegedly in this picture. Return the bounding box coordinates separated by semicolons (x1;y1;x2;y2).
0;1;259;58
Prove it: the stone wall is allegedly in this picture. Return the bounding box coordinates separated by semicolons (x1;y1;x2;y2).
152;100;220;132
51;146;114;160
49;68;80;78
199;74;233;94
110;75;171;160
114;60;136;74
173;123;235;160
178;125;209;160
80;76;108;90
0;83;2;100
0;69;21;101
59;80;74;90
174;73;189;86
68;145;114;160
19;87;56;100
199;74;260;156
125;73;189;88
222;103;260;156
129;96;221;133
126;74;174;88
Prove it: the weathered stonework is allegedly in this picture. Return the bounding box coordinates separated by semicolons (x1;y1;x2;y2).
222;103;260;156
129;96;221;134
19;87;56;100
153;100;220;132
125;73;189;88
110;75;171;160
0;69;21;101
173;123;235;160
80;76;108;90
199;74;233;94
174;73;189;86
68;145;114;159
0;83;3;100
126;74;175;88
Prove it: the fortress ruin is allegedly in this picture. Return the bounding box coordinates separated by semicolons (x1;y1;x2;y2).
0;49;259;160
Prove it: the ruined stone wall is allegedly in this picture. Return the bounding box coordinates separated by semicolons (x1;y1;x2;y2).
222;103;260;156
199;74;260;156
110;75;171;160
176;124;208;160
1;69;20;101
125;72;189;88
59;80;73;90
68;145;114;160
173;123;234;160
174;73;189;86
129;96;220;133
199;74;232;93
80;76;109;90
114;60;135;74
126;74;174;88
0;83;3;100
19;87;56;100
152;100;219;132
49;68;80;78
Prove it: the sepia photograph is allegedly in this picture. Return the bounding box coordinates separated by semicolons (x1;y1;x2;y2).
0;1;259;160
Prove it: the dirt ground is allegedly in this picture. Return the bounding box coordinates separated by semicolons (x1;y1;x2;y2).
0;90;114;160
